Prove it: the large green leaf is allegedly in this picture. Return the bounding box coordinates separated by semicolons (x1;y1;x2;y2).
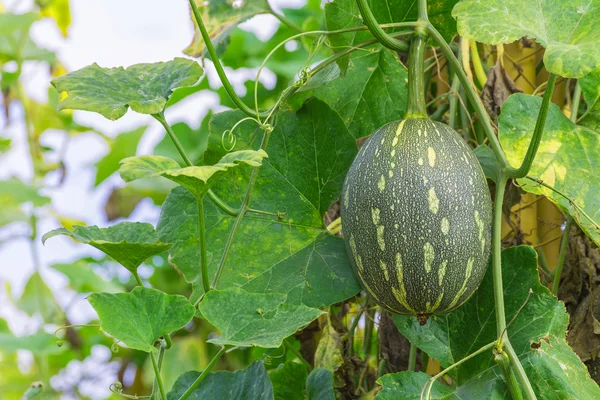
289;49;408;139
167;361;273;400
270;361;308;400
51;58;203;119
88;287;195;353
198;288;323;348
94;126;146;186
184;0;271;57
452;0;600;78
120;150;267;199
392;246;600;398
42;222;171;273
377;372;459;400
325;0;458;70
498;93;600;246
157;100;360;306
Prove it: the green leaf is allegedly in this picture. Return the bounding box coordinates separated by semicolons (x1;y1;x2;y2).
153;119;210;166
88;287;195;353
39;0;71;37
167;361;273;400
42;222;171;273
94;126;146;186
473;145;502;182
0;178;50;206
184;0;271;57
498;93;600;247
393;246;600;398
377;372;459;400
0;137;12;153
50;260;122;293
0;13;55;63
306;369;335;400
325;0;458;70
289;49;408;139
16;272;62;323
0;331;65;355
579;69;600;130
198;288;323;348
270;361;308;400
51;58;203;120
158;100;360;306
452;0;600;78
120;149;267;199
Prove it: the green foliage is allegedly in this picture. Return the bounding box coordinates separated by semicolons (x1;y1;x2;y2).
306;368;336;400
51;58;203;119
51;260;123;293
0;13;55;63
453;0;600;78
269;361;308;400
94;126;147;186
498;93;600;247
167;361;273;400
198;288;323;348
88;287;195;353
42;222;172;273
0;331;65;355
16;272;63;322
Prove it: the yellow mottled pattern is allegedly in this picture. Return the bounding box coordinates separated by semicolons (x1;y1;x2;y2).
392;252;413;311
427;147;437;167
438;260;448;286
427;187;440;214
441;217;450;235
377;225;385;251
380;260;390;280
447;257;474;309
371;208;380;225
426;292;444;313
423;242;435;273
378;175;386;192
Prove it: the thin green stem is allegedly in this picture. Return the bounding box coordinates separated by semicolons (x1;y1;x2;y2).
407;343;417;372
494;349;523;400
405;33;428;118
470;41;487;88
197;196;210;294
151;345;167;400
570;82;581;123
552;217;572;296
188;0;269;119
177;347;227;400
211;131;271;289
132;271;144;287
425;23;509;169
327;217;342;233
347;308;363;357
154;113;193;166
284;339;313;371
448;73;461;129
355;0;410;52
418;0;429;20
362;306;375;359
150;352;167;400
504;341;537;400
493;175;508;338
269;10;302;32
422;341;495;400
508;74;557;179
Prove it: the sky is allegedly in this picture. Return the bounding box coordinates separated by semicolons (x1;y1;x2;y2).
0;0;305;390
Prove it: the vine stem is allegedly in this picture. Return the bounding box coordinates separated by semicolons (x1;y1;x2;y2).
405;33;428;118
177;347;227;400
570;81;581;123
421;341;496;400
508;74;557;179
552;217;572;295
284;339;313;371
150;352;167;400
268;8;302;32
197;197;210;294
407;343;417;372
355;0;409;52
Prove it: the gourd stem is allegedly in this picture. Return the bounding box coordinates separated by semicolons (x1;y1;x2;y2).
284;339;313;371
494;348;523;400
405;33;428;119
507;74;557;179
552;216;572;296
407;343;417;372
188;0;269;119
571;82;582;123
355;0;409;52
150;352;167;400
504;340;537;400
425;23;510;169
417;0;429;21
177;347;227;400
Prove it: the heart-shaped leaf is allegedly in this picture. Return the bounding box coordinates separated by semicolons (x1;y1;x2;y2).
42;222;171;273
51;58;203;120
120;149;267;199
88;287;195;353
198;288;323;348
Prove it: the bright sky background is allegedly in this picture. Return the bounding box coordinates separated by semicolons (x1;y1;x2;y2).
0;0;304;395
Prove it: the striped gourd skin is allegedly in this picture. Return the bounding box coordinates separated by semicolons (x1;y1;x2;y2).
341;118;492;316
